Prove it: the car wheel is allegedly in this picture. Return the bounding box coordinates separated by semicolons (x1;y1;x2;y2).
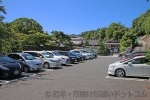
44;62;50;69
23;66;30;73
115;69;125;77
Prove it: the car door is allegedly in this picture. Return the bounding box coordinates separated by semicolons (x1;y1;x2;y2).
125;58;144;76
34;53;44;63
143;58;150;76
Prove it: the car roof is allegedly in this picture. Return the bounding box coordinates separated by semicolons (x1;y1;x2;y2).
23;51;47;53
8;52;29;55
44;51;58;52
133;56;145;59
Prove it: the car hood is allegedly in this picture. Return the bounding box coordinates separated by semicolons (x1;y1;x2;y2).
109;62;123;66
1;62;20;69
47;58;60;60
26;59;42;64
54;55;69;59
69;56;76;58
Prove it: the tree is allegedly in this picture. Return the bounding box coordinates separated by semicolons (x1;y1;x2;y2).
132;9;150;36
83;39;89;46
0;22;12;54
97;40;105;54
0;0;6;22
23;32;51;46
10;17;43;34
89;47;94;52
97;28;107;40
51;31;71;46
120;31;136;51
145;50;150;65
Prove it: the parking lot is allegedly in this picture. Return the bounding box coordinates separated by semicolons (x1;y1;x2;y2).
0;56;150;100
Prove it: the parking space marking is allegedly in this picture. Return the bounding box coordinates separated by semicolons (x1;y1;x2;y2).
106;76;148;81
0;80;10;84
44;69;54;71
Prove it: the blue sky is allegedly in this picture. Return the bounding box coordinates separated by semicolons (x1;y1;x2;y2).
2;0;150;34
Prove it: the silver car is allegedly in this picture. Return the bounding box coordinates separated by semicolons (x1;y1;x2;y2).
7;53;43;73
23;51;61;69
108;56;150;77
44;51;70;65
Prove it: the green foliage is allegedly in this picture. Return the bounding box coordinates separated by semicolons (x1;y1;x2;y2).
10;17;43;34
89;47;94;52
145;50;150;65
0;22;12;54
120;46;126;51
0;0;6;22
120;31;137;49
83;39;89;46
23;32;51;46
132;9;150;36
51;31;71;47
97;40;105;54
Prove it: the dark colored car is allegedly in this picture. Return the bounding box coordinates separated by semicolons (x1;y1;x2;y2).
70;52;82;62
71;51;86;60
57;51;77;64
0;55;22;79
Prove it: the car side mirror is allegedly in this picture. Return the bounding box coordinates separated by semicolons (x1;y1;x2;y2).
128;62;132;65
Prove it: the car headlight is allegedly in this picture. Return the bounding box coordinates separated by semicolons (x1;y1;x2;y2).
0;65;9;70
110;65;115;68
50;59;56;62
27;61;35;66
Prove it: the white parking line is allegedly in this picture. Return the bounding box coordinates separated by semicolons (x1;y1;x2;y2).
106;76;147;81
44;69;54;71
0;80;10;84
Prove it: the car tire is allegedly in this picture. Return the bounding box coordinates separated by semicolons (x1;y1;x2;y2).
44;62;50;69
115;69;125;77
23;66;30;73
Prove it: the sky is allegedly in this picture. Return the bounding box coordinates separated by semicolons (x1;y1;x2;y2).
2;0;150;34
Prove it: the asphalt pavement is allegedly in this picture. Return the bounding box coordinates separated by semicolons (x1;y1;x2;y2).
0;57;150;100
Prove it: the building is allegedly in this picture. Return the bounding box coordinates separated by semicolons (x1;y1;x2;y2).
70;34;84;46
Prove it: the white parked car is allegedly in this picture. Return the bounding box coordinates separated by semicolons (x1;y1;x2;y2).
44;51;70;65
23;51;61;69
70;50;91;60
108;56;150;77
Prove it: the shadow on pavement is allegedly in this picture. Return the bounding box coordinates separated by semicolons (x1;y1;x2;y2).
52;67;63;70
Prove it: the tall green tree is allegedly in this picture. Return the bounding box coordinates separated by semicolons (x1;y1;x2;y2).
132;9;150;36
0;22;12;54
97;40;105;54
0;0;6;22
120;31;136;51
10;17;43;34
23;32;51;46
51;31;71;46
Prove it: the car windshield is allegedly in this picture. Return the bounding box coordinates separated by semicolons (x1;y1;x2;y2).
72;51;79;55
73;51;80;53
70;52;77;56
0;56;15;64
66;52;72;56
22;53;36;60
42;52;53;58
52;52;62;56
